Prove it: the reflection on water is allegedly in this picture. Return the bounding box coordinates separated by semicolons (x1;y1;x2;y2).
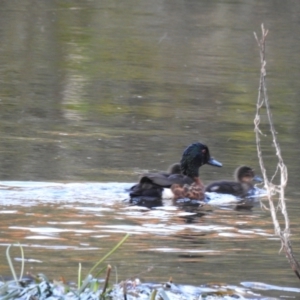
0;0;300;299
0;181;300;299
0;182;131;205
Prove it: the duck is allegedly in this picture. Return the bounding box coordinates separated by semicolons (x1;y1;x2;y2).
205;165;263;198
129;142;222;206
129;163;185;207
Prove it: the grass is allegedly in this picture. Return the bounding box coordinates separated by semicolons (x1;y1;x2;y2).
0;234;271;299
1;234;130;300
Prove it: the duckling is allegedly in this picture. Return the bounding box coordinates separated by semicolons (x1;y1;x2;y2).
205;165;262;197
129;142;222;206
167;162;181;175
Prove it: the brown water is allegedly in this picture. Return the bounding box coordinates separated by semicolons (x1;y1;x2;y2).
1;1;300;298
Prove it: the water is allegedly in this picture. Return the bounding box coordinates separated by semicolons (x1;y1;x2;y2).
1;1;300;298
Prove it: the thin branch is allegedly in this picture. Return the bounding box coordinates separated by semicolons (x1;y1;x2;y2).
254;24;300;280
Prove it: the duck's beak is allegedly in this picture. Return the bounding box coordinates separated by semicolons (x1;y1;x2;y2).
253;175;263;183
207;158;222;167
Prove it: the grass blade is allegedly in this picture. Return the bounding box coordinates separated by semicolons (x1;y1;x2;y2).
87;233;130;276
78;263;82;289
5;245;19;287
18;243;25;281
78;274;93;294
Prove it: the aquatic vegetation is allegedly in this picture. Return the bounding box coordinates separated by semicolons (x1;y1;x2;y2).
0;235;130;299
0;236;285;300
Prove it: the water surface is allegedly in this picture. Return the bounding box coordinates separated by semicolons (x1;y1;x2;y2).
1;1;300;298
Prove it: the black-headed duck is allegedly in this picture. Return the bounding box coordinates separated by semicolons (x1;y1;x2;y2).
129;142;222;206
205;165;262;197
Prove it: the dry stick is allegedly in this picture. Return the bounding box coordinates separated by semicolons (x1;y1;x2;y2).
123;280;127;300
254;24;300;280
102;264;112;295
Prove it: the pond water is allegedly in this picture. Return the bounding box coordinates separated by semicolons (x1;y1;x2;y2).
1;1;300;299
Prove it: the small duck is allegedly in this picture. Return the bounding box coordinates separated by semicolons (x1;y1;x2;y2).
205;165;263;198
129;142;222;206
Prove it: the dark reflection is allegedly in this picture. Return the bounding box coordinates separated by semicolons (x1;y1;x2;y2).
129;197;163;208
179;212;208;223
174;233;208;243
177;254;205;259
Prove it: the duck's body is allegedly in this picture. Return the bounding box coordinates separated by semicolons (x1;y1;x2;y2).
129;163;190;205
135;163;193;188
205;166;262;198
129;143;222;206
171;182;205;201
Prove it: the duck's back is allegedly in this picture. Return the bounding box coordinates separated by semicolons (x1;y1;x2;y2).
205;180;248;197
129;165;193;206
136;173;193;188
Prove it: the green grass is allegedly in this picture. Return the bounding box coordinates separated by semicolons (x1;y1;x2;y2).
1;234;130;299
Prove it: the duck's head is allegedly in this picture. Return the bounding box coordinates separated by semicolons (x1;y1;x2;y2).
167;163;181;175
180;142;222;178
235;166;263;183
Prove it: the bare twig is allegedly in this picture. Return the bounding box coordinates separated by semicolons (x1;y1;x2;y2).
254;24;300;280
123;280;127;300
102;264;112;295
